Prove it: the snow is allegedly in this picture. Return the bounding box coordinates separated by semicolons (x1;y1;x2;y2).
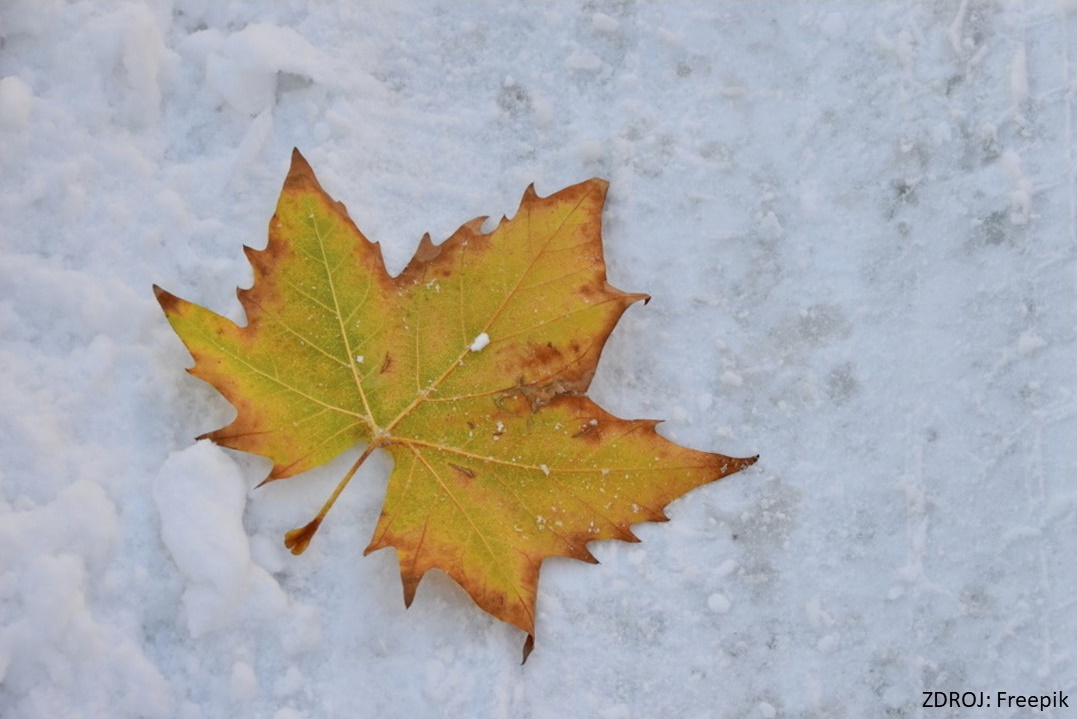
1;2;1075;717
153;441;288;638
0;75;33;129
706;592;731;615
469;332;490;352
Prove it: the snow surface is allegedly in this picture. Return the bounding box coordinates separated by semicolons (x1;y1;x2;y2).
2;2;1075;717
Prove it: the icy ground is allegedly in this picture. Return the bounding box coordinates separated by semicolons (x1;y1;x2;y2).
1;2;1075;718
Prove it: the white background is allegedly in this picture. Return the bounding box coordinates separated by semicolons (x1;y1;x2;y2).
1;2;1074;718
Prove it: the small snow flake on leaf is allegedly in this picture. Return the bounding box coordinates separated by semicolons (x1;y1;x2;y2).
155;149;757;661
469;332;491;352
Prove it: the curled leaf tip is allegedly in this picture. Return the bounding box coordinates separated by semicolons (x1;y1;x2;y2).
521;634;535;664
284;518;322;555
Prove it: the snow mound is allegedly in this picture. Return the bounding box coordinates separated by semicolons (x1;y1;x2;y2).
0;480;170;716
205;23;335;115
153;441;287;637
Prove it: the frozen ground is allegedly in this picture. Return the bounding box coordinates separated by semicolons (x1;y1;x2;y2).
1;2;1075;717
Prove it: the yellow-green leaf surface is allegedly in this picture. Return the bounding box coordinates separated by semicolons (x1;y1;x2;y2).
155;149;756;657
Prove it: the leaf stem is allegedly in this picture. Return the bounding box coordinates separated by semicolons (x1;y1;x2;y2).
284;442;379;555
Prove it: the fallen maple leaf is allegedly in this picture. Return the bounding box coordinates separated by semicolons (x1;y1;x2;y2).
155;149;756;660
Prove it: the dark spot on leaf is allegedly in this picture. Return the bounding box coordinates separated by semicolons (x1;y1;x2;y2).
572;422;600;440
449;463;475;480
528;341;564;368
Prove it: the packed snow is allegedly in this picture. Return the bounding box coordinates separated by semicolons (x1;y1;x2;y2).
469;332;491;352
1;2;1074;717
